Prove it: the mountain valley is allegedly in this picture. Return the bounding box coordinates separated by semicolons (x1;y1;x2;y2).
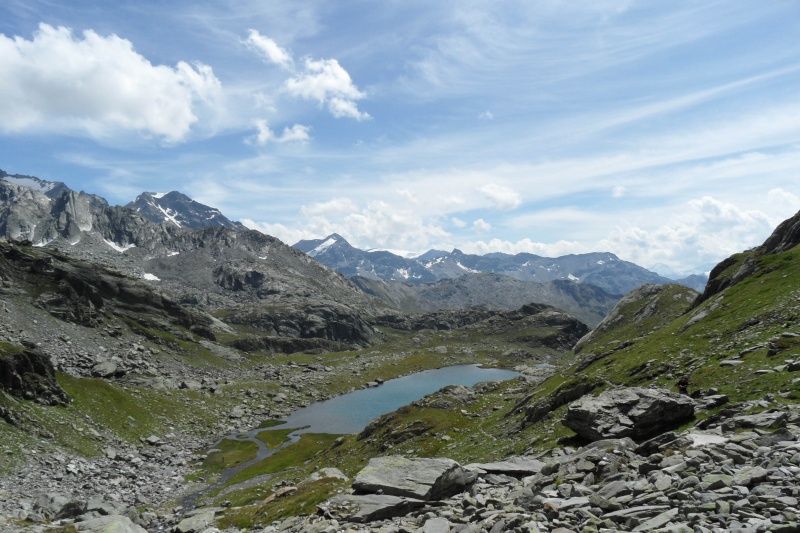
0;169;799;532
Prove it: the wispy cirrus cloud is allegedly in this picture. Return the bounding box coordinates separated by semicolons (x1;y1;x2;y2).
245;29;293;70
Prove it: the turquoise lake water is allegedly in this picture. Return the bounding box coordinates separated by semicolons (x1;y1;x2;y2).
275;363;519;435
184;364;519;506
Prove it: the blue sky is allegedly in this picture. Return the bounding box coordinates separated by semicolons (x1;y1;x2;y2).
1;1;799;275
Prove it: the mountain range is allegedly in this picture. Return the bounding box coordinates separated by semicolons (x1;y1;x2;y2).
0;168;705;328
2;163;800;531
294;233;708;295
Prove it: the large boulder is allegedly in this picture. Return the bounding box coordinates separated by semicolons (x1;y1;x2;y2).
319;494;425;523
352;456;477;501
563;387;694;441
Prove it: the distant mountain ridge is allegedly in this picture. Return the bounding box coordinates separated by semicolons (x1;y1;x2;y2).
294;233;708;294
353;274;621;327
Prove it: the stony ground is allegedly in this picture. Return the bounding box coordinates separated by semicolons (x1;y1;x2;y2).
264;399;800;533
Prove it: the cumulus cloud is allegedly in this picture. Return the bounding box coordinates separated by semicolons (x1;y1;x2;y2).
245;197;449;250
249;119;310;145
285;58;370;120
480;183;522;210
0;23;222;143
598;195;779;274
245;30;293;69
462;238;589;257
472;218;492;232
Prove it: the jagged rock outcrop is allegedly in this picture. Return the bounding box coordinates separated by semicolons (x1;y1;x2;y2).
563;387;695;441
0;346;69;406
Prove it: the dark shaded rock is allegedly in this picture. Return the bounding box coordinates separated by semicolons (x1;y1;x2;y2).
563;387;694;441
0;346;69;406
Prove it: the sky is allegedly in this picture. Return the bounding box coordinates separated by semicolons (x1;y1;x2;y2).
1;1;799;276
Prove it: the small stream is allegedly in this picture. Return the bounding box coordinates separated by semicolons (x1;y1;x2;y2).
181;364;519;507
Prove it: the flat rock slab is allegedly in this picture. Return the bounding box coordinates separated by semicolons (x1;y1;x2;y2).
466;457;546;476
353;456;476;500
686;432;728;447
74;515;147;533
320;494;425;523
174;508;217;533
563;387;695;441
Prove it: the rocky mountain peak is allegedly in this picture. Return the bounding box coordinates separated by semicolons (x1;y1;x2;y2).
126;190;246;231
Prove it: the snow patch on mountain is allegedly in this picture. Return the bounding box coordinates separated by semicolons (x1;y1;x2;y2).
310;237;338;257
457;262;480;274
3;175;57;193
104;240;136;253
369;247;424;259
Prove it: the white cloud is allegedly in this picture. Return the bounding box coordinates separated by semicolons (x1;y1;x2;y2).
249;119;310;145
0;23;222;143
248;197;449;250
245;30;293;70
462;238;589;257
451;217;467;228
472;218;491;232
612;186;627;198
300;197;359;216
597;195;780;273
479;111;494;120
479;183;521;210
284;58;369;120
241;219;314;245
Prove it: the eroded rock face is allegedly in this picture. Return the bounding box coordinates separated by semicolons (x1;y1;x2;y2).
563;387;694;441
352;456;477;501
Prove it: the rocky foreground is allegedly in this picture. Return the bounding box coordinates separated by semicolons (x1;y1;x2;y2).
2;390;799;533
